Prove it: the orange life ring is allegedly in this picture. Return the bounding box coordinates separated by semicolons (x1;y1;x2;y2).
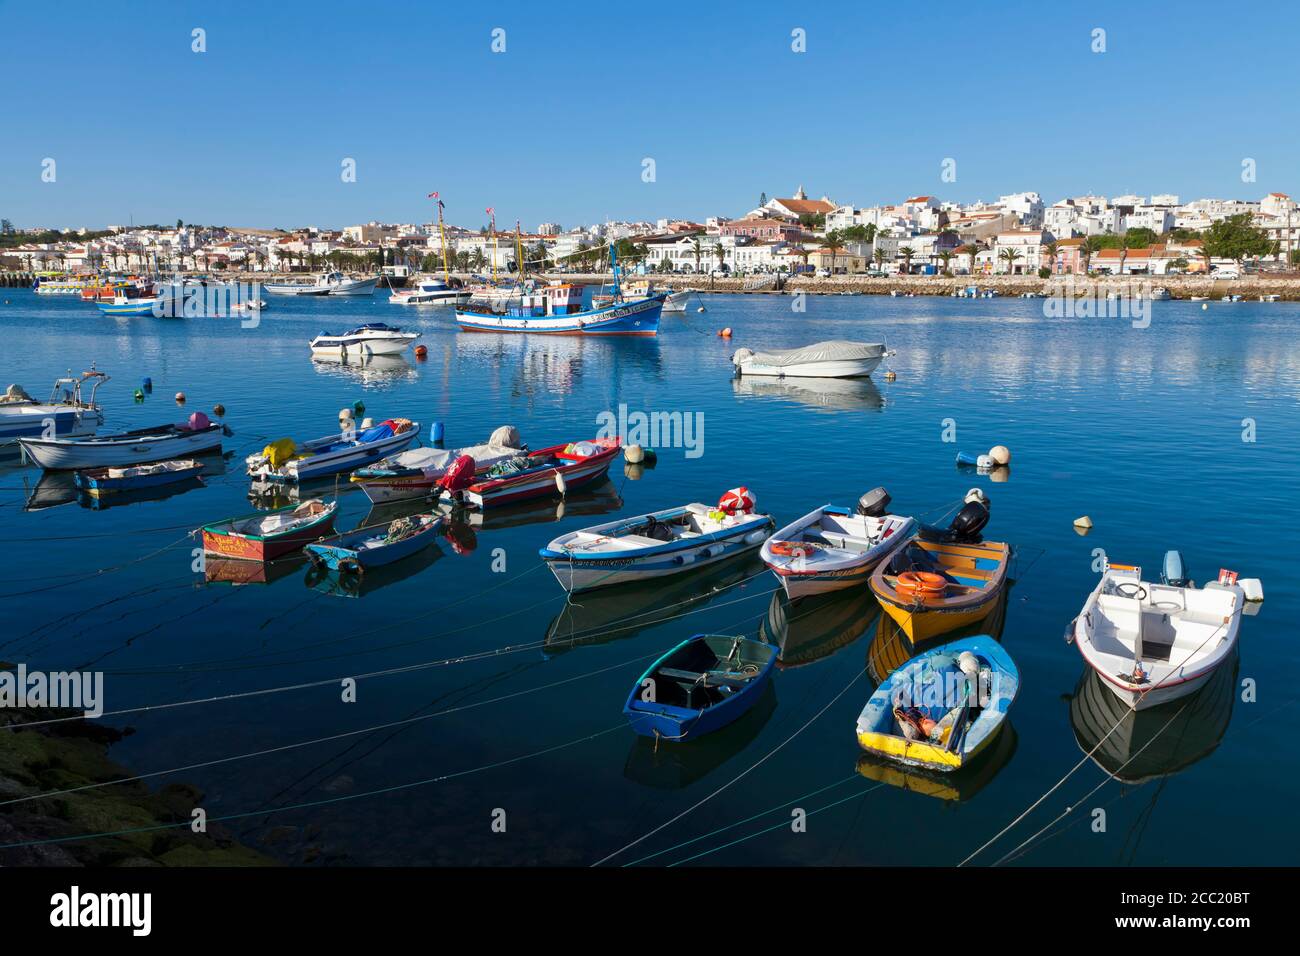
769;540;809;559
895;571;948;597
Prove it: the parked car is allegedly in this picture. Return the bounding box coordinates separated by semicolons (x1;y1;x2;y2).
1212;267;1240;279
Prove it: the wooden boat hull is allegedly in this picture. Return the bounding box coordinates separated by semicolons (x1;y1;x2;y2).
623;635;777;742
201;502;339;561
74;460;204;496
855;635;1018;772
541;506;773;593
18;424;226;470
458;442;619;509
304;515;442;572
870;539;1010;644
455;294;663;336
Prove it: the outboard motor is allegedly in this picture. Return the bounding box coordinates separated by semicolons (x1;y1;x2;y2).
1161;549;1191;588
946;500;990;543
856;487;891;518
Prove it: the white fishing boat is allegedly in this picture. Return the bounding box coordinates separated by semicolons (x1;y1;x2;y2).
18;413;229;470
731;340;893;379
351;425;525;504
0;368;109;447
388;277;469;305
540;490;774;593
309;323;420;357
246;417;420;483
1150;287;1172;300
761;490;915;599
264;271;380;296
661;290;695;312
1069;556;1246;711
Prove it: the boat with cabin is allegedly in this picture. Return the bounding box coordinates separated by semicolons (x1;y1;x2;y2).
389;276;469;305
309;323;420;357
264;271;379;296
0;367;109;447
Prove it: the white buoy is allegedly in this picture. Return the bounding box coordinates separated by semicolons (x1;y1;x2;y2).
555;472;567;496
1239;578;1264;602
1202;303;1208;311
339;407;354;421
976;454;993;468
174;391;186;404
1074;515;1093;529
624;444;645;463
697;306;706;313
988;444;1011;466
360;417;374;429
964;488;987;506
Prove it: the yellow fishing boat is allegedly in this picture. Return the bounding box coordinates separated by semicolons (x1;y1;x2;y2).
869;537;1010;644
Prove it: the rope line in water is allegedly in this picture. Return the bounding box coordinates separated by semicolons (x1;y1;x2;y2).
0;649;662;809
0;722;630;852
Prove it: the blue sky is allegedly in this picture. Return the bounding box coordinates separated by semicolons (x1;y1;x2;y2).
2;0;1296;231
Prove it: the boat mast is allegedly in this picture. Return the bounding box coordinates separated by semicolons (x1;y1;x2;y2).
610;241;621;298
429;191;450;285
515;220;524;282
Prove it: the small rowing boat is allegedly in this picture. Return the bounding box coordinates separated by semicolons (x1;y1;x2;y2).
351;425;525;504
761;488;914;599
201;499;339;561
623;634;778;742
870;536;1010;644
540;489;774;593
18;413;229;471
304;513;443;574
855;636;1018;772
1068;556;1245;711
246;418;419;483
74;459;205;496
731;340;893;378
448;438;620;509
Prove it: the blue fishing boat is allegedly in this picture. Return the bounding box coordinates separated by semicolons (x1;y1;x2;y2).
96;294;163;317
245;417;420;483
74;458;205;496
623;635;778;742
855;636;1018;772
304;513;442;574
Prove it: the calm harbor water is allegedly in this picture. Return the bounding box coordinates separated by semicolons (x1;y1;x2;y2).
1;287;1296;866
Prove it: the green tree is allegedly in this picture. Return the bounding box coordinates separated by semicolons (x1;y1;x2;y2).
821;229;843;275
899;246;915;275
998;248;1021;274
1203;213;1274;269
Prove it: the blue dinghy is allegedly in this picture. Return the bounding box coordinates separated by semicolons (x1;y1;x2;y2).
304;513;442;574
74;458;205;496
855;635;1017;772
624;635;777;742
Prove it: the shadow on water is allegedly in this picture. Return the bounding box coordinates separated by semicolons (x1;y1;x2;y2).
303;539;445;599
761;586;880;670
731;375;885;413
622;681;778;790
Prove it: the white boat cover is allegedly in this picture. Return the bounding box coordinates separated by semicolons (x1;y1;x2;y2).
383;425;523;472
734;340;885;367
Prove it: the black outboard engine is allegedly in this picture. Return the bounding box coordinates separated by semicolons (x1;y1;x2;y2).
856;487;891;518
946;501;990;543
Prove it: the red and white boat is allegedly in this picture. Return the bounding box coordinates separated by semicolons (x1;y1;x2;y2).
447;438;621;509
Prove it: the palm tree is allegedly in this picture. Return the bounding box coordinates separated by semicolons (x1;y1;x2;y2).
1198;244;1213;275
1082;236;1103;275
798;246;812;274
821;229;843;275
1119;245;1129;276
691;237;703;275
959;243;979;275
938;251;954;275
873;248;887;272
1042;241;1058;275
999;248;1022;274
898;246;915;275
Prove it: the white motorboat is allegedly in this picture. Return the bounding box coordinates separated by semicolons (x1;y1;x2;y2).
1150;287;1172;301
0;368;109;447
760;490;915;599
18;414;229;470
1069;556;1245;711
265;271;380;296
309;323;420;357
732;340;893;379
351;425;525;504
662;290;694;312
389;277;470;306
541;495;775;593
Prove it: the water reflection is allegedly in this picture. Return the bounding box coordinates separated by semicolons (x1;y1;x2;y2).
310;352;418;386
761;586;879;670
855;724;1018;803
204;553;308;586
304;542;444;598
1068;649;1237;784
545;553;762;654
454;334;665;399
732;375;885;413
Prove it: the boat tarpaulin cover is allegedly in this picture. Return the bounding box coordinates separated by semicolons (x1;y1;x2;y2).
261;438;298;469
738;340;885;367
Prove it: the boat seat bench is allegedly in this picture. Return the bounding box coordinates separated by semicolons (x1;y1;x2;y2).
657;667;751;689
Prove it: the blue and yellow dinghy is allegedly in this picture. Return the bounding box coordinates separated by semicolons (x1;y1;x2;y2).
541;491;773;593
304;513;442;574
855;636;1018;772
624;635;778;742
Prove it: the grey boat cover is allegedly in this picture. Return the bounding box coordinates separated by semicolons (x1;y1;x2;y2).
384;425;523;471
733;340;886;368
